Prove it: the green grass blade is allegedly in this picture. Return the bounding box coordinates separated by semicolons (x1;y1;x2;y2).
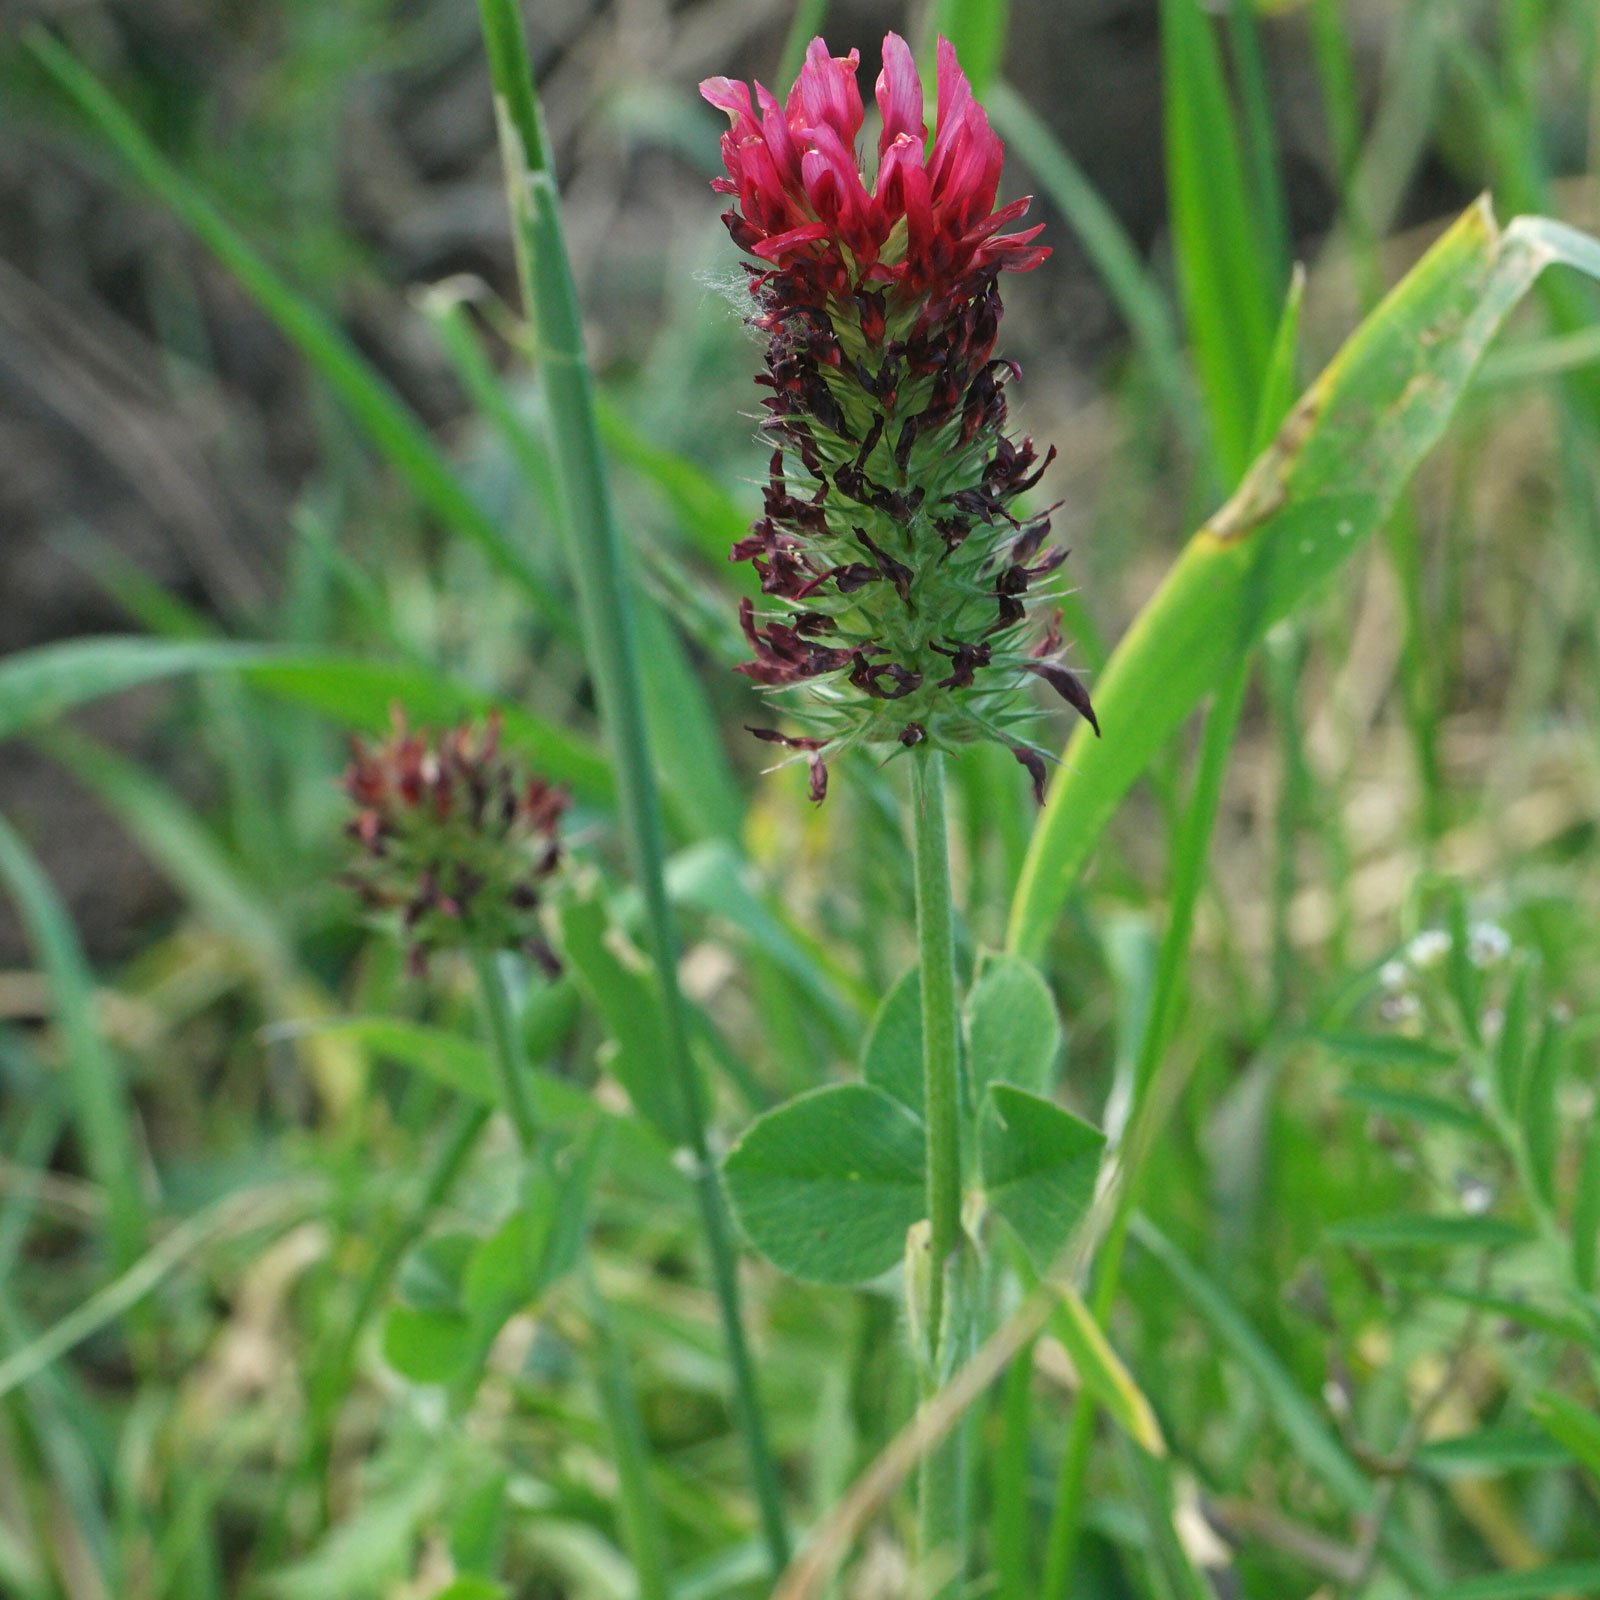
1050;1286;1164;1456
1120;1442;1212;1600
1224;0;1290;292
1250;265;1306;459
475;0;789;1566
778;0;831;88
0;636;615;805
1161;0;1278;480
0;818;148;1272
243;654;614;803
1007;200;1600;959
0;637;273;742
989;1335;1033;1600
415;128;741;852
1433;1567;1600;1600
27;31;572;636
923;0;1010;97
1309;0;1362;187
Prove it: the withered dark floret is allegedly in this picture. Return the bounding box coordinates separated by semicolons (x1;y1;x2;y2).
703;33;1098;802
340;709;567;974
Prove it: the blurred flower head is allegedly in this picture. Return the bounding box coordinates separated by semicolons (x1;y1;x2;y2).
340;709;566;973
702;34;1097;800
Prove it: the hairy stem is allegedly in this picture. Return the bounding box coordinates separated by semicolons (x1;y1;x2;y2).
472;949;538;1151
913;752;963;1343
911;750;966;1584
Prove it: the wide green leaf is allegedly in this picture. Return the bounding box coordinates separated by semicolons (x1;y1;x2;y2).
722;1084;926;1285
966;953;1061;1098
1009;201;1600;958
978;1085;1104;1271
385;1232;480;1383
381;1306;477;1385
464;1138;598;1325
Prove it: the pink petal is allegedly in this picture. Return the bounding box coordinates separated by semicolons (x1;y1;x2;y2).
877;132;932;255
931;102;1003;224
700;75;760;141
738;137;800;230
801;124;869;233
791;38;865;147
968;194;1033;238
929;37;975;175
980;224;1051;273
875;31;925;161
751;221;834;260
755;82;802;183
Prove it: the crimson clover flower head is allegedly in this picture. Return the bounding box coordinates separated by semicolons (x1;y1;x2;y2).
701;34;1098;802
702;35;1049;314
340;709;567;974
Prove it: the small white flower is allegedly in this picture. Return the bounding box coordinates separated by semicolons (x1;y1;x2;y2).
1379;992;1422;1027
1468;921;1511;968
1457;1175;1494;1216
1407;929;1451;970
1378;959;1409;992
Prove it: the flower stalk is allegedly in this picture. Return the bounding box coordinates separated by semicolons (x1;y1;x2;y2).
912;752;962;1352
474;0;791;1569
911;750;968;1583
471;947;538;1150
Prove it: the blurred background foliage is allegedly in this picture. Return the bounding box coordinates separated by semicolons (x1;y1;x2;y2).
3;0;1600;1596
